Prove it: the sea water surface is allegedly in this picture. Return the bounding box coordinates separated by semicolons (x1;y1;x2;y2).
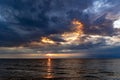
0;58;120;80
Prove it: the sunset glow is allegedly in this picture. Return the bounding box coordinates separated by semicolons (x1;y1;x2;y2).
72;19;84;35
44;57;53;79
60;19;84;44
29;19;84;46
45;53;84;58
1;0;120;79
0;0;120;59
41;37;56;44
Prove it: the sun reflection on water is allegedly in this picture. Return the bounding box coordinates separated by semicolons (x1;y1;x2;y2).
44;58;54;79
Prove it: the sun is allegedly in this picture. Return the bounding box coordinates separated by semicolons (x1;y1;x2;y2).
45;53;59;58
46;53;53;57
45;53;57;58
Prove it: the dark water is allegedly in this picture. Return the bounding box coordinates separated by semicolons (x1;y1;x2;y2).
0;59;120;80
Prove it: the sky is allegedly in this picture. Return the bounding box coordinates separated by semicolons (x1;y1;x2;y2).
0;0;120;58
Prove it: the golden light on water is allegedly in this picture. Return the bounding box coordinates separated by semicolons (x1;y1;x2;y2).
44;52;85;78
44;57;54;79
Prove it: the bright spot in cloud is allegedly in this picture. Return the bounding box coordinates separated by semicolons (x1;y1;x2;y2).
41;37;55;44
29;19;84;46
113;19;120;29
61;19;84;45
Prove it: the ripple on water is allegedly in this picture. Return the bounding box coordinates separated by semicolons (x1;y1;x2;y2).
82;75;101;80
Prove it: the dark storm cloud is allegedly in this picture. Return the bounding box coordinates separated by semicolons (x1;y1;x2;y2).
85;14;114;35
0;0;87;46
0;0;119;47
0;21;26;46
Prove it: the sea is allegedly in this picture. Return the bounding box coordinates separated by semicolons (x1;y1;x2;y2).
0;58;120;80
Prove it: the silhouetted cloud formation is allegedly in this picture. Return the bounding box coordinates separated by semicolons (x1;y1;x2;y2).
0;0;120;56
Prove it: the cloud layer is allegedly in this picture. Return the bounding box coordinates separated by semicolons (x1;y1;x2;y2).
0;0;120;57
